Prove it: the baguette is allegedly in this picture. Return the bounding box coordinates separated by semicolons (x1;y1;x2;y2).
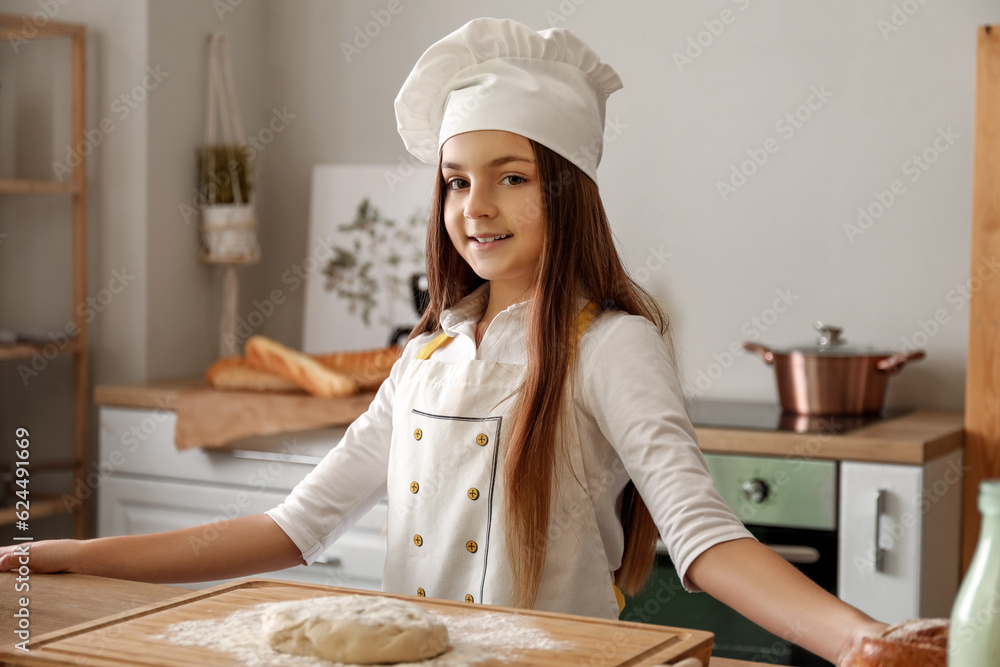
313;346;401;392
245;335;358;398
205;356;300;392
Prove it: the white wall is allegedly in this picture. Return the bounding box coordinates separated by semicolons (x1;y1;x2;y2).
250;0;999;412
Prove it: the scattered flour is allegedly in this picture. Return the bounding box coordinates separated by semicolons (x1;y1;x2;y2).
156;601;570;666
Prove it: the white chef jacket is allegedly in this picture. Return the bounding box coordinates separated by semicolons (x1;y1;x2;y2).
266;284;753;607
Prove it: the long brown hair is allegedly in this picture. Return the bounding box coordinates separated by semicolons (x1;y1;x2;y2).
411;139;667;608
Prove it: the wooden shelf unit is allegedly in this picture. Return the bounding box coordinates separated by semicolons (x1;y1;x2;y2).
0;13;89;539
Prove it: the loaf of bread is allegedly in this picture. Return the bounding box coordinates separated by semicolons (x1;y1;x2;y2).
313;346;401;392
853;618;948;667
205;356;300;392
245;336;358;398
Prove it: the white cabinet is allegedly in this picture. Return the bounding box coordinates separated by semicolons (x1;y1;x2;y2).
838;450;963;623
97;407;386;590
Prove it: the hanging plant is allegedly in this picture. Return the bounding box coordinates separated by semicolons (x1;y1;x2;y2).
323;198;426;326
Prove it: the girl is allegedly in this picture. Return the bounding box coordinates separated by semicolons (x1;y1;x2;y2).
0;18;885;665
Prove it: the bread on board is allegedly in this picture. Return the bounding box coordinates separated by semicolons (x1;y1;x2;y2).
312;346;401;392
205;356;300;393
245;336;358;398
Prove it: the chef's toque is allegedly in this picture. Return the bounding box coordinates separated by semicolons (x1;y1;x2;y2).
394;17;622;183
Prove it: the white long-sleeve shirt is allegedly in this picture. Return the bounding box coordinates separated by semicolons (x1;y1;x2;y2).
266;285;752;596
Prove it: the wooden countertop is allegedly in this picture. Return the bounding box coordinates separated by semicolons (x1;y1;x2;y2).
0;573;775;666
96;379;964;465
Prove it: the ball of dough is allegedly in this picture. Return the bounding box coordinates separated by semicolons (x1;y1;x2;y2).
262;595;449;664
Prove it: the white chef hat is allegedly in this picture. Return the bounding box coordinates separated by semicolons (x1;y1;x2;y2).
394;17;622;183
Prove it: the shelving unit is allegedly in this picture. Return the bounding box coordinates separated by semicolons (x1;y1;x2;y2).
0;14;89;539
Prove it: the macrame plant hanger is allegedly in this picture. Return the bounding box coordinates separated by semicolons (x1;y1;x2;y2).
201;32;260;358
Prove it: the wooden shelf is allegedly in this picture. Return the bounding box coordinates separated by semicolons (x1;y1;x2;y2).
0;18;84;40
0;338;82;361
0;12;89;540
0;179;78;195
0;496;69;526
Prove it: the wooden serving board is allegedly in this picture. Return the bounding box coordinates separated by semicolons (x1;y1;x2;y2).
0;578;712;666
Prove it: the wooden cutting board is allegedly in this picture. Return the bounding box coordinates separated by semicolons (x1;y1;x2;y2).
0;578;713;666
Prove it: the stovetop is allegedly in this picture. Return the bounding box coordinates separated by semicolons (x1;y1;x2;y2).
685;400;912;435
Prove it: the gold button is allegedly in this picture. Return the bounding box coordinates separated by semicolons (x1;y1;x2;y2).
414;428;423;441
466;540;478;553
476;433;489;446
413;534;423;547
410;481;419;494
465;594;474;603
467;487;479;501
417;588;425;597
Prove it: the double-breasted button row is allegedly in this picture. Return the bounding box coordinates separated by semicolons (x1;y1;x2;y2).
411;427;489;447
409;481;479;499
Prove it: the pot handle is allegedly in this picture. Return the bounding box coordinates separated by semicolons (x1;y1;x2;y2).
876;350;926;374
744;342;775;365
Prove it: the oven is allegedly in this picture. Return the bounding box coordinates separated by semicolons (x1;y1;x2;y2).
621;402;900;666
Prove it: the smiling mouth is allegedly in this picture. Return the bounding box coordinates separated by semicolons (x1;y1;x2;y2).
471;234;513;243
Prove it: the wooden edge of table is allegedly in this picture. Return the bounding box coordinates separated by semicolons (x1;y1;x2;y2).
696;409;964;465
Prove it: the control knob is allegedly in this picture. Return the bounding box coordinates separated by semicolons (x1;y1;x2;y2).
742;478;770;504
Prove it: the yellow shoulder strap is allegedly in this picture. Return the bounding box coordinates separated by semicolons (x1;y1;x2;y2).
613;584;626;615
416;332;454;360
569;301;600;361
416;301;599;361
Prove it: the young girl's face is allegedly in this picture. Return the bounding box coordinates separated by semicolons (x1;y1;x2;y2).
440;130;545;296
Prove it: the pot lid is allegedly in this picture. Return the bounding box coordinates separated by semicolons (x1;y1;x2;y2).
778;322;894;356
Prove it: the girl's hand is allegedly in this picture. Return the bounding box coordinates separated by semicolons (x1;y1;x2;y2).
837;619;889;667
0;540;81;574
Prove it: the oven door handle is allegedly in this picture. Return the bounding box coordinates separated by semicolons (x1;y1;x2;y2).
655;541;821;565
768;544;821;565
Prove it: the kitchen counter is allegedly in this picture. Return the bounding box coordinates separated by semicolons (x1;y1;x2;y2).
96;379;963;465
0;573;780;666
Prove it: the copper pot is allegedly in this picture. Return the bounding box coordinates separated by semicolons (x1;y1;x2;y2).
744;322;925;416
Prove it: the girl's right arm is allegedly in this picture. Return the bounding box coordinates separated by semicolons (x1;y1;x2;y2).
0;514;303;583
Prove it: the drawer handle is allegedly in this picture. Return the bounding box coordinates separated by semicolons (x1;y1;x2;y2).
874;488;885;573
227;449;325;465
315;555;342;568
